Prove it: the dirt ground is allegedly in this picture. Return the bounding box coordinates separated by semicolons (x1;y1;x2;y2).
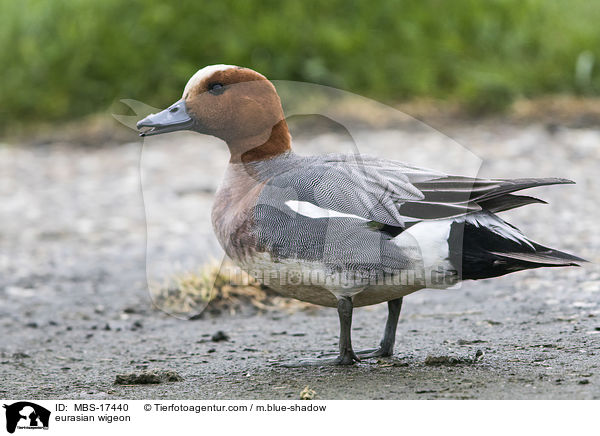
1;116;599;399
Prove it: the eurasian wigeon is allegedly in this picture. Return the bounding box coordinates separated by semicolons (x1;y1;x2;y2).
137;65;585;365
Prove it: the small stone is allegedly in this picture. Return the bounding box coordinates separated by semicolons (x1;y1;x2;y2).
457;339;486;345
114;370;183;385
12;352;30;359
300;386;316;400
425;354;477;366
485;320;502;326
376;358;409;367
211;331;229;342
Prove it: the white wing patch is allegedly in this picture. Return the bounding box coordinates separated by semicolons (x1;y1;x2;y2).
285;200;368;220
182;64;237;98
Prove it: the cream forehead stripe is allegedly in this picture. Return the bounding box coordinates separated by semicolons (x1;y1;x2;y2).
182;64;237;98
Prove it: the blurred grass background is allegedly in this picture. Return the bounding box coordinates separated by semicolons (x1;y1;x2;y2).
1;0;600;134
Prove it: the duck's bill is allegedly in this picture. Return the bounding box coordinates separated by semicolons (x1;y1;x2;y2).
136;99;193;136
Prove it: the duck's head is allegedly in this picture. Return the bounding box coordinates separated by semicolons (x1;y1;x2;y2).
137;64;290;161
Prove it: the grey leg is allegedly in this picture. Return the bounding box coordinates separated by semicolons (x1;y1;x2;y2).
357;297;403;358
334;296;360;365
281;295;360;367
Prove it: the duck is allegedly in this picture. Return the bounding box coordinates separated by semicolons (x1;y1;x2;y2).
137;64;586;365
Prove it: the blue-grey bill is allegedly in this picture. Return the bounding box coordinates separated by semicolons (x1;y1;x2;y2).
136;99;193;136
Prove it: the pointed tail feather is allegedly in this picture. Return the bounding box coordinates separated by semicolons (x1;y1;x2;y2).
449;213;587;280
478;194;547;213
491;242;588;267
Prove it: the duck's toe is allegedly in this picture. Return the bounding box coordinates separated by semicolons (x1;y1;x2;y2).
278;350;361;367
355;347;394;359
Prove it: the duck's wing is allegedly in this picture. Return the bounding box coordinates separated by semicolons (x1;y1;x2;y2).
404;175;573;217
265;154;573;227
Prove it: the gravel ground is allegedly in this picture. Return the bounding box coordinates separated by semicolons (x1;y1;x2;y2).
0;118;599;399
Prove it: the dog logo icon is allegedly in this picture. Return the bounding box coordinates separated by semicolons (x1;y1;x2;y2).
3;402;50;433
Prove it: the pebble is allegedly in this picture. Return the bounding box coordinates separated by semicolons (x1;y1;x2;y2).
114;370;183;385
211;331;229;342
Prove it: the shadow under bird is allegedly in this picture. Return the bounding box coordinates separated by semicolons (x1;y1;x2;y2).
137;65;586;365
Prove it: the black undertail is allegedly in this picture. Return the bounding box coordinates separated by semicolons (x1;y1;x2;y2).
447;218;586;280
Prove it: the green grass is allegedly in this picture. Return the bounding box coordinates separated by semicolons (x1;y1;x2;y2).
1;0;600;132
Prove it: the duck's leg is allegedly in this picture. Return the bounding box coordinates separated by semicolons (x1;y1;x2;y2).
333;295;361;365
281;295;360;366
356;297;403;358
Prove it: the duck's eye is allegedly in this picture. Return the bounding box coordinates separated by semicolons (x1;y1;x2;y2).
208;83;225;95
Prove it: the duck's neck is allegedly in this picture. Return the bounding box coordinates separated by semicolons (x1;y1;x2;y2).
227;120;292;163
